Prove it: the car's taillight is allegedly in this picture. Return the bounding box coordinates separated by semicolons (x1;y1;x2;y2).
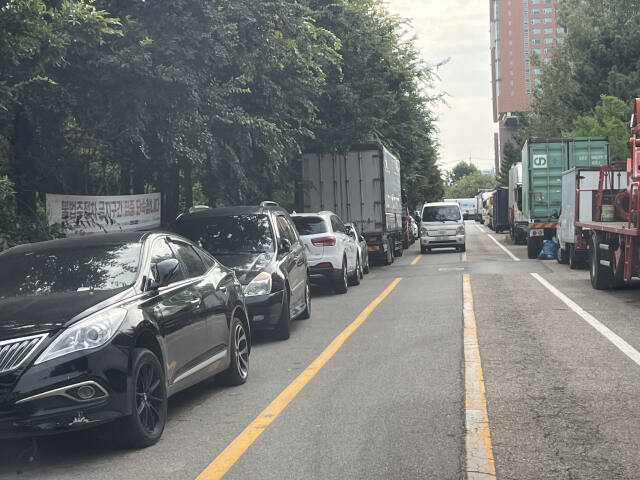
311;236;336;246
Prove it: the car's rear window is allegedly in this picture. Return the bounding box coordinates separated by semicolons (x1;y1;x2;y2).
292;216;327;236
422;205;461;222
172;214;275;255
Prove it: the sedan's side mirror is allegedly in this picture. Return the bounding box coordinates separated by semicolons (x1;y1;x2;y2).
150;258;180;289
280;238;292;253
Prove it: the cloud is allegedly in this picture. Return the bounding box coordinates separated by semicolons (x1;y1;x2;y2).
385;0;496;172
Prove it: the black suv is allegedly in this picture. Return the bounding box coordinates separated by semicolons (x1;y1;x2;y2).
170;206;310;340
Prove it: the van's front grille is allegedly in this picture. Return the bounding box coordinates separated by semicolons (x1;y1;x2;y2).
0;334;47;374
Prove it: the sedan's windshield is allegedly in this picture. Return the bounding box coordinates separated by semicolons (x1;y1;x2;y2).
175;215;275;255
0;243;141;298
422;206;461;222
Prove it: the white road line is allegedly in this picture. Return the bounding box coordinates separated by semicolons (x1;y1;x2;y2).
474;223;486;233
487;234;520;262
531;273;640;367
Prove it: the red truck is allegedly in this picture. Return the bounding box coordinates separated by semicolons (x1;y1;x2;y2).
576;99;640;289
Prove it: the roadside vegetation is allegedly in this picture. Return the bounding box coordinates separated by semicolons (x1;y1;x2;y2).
444;162;497;198
0;0;443;249
519;0;640;156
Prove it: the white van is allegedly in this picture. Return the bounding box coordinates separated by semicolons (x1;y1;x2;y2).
419;202;466;253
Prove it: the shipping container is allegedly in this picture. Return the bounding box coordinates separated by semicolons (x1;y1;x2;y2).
567;137;610;170
522;138;565;258
298;143;403;265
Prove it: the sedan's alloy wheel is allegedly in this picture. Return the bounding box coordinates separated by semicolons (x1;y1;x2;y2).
136;363;164;435
234;322;249;379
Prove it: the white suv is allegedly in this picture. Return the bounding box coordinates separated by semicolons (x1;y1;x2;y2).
420;202;466;253
291;212;360;294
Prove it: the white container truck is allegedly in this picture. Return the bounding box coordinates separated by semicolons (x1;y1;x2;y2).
508;163;528;244
297;143;403;265
444;198;477;220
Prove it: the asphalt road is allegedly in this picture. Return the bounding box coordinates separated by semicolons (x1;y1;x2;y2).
2;223;640;479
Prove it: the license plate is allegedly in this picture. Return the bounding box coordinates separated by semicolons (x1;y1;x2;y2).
367;245;380;252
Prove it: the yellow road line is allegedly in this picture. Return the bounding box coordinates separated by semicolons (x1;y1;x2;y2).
463;274;496;479
410;254;422;265
195;277;403;480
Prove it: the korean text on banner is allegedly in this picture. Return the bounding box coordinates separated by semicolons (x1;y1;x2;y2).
46;193;161;236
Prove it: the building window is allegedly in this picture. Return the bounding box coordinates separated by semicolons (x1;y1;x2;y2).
544;0;551;3
531;8;540;14
544;17;553;23
535;78;541;85
533;48;542;54
543;7;553;13
544;38;553;44
532;18;541;24
531;0;540;3
557;37;565;44
544;27;553;34
544;57;551;63
510;70;514;76
557;27;566;33
509;30;512;36
532;28;541;34
534;68;541;75
532;38;541;45
544;47;553;54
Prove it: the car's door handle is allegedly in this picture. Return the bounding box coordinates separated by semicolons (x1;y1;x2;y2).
218;285;227;293
188;297;202;308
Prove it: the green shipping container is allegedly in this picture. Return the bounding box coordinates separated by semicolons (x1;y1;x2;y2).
522;139;564;222
567;137;609;170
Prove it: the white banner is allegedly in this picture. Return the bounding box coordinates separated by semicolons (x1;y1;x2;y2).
46;192;162;236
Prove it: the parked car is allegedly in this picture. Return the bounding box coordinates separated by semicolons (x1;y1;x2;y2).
410;217;419;240
170;205;310;340
291;211;360;293
0;232;249;446
419;202;466;253
344;222;370;275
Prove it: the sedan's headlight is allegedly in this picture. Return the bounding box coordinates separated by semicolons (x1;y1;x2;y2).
242;272;272;297
35;308;127;364
456;225;465;234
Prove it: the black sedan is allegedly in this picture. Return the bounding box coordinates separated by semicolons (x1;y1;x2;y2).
0;232;250;447
170;205;311;340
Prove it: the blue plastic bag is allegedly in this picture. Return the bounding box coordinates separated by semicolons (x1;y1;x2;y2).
537;239;557;260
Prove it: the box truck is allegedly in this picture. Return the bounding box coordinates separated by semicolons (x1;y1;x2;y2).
508;163;527;243
491;188;509;233
298;143;403;265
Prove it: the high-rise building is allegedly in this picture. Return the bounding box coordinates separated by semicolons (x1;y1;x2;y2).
490;0;566;171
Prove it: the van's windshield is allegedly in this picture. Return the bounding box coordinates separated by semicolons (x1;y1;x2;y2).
422;205;461;222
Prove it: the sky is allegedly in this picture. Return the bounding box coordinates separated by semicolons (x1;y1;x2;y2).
385;0;496;175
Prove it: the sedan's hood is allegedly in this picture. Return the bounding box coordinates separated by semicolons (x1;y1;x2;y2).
214;253;274;285
0;289;128;339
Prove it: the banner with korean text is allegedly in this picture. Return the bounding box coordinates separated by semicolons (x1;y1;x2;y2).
46;193;162;235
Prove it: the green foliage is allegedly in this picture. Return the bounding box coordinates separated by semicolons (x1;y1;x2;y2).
446;162;478;186
1;0;443;246
563;95;630;163
0;176;62;250
445;172;497;199
498;141;520;186
527;0;640;137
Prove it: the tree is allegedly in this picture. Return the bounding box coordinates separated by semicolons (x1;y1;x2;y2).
527;0;640;137
446;161;478;186
445;172;497;199
498;141;520;186
563;95;630;164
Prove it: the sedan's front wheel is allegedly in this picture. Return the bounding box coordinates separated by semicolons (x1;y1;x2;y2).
119;348;167;449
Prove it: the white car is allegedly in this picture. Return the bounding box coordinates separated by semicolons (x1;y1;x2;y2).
419;202;466;253
291;212;361;294
410;217;419;239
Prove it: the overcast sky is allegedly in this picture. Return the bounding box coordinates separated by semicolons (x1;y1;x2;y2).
385;0;496;174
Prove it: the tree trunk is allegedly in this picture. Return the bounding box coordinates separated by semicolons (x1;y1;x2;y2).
182;160;193;210
10;109;37;216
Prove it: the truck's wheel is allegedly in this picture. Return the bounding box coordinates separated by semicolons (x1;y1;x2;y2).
527;236;542;259
568;245;580;270
589;233;614;290
556;244;568;264
384;240;394;265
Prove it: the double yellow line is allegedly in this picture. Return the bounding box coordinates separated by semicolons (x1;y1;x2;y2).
196;278;403;480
